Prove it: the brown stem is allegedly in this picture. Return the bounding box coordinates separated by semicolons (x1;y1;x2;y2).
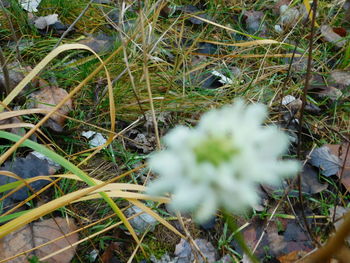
296;0;320;248
303;211;350;262
0;47;11;95
302;138;350;262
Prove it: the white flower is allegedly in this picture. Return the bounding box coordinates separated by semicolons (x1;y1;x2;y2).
147;99;300;223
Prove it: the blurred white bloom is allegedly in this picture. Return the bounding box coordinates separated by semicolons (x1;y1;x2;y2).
147;99;299;222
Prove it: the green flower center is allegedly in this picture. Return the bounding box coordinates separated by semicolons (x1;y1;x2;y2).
193;136;239;166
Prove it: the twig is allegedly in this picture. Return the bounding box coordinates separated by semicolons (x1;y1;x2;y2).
116;2;146;120
296;0;321;248
0;0;23;63
53;0;94;48
176;212;208;263
138;0;161;149
0;47;11;95
253;154;314;254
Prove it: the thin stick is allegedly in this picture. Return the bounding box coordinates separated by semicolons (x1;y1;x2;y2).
117;2;146;120
0;47;11;95
138;0;161;149
0;0;23;63
296;0;321;248
54;0;94;48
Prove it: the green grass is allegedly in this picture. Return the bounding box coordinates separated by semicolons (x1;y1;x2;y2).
0;0;349;261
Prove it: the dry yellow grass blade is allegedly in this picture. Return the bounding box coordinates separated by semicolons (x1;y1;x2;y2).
0;43;115;165
199;39;282;47
0;123;35;130
189;53;302;59
50;174;169;202
50;175;184;239
0;108;118;140
52;174;147;191
1;212;139;263
38;212;146;262
0;109;55;121
0;180;113;239
303;0;319;27
130;199;185;238
0;173;53;192
127;228;149;263
74;191;168;203
189;15;291;46
186;52;300;77
0;44;103;111
0;179;60;219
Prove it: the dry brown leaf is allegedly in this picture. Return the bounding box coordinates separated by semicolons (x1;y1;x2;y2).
278;250;308;263
243;10;267;36
273;0;291;14
0;62;32;94
0;112;25;136
309;73;342;100
78;34;115;54
30;86;73;129
326;143;350;191
329;70;350;91
100;242;121;263
0;217;78;263
320;25;347;49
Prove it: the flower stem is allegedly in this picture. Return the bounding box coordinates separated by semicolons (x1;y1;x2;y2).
222;210;259;263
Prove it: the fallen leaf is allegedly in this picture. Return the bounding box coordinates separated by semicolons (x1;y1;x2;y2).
194;42;218;55
284;51;309;72
211;70;233;85
101;242;122;263
273;0;291;14
0;151;60;212
309;146;341;177
174;238;217;263
125;206;157;233
0;62;31;94
150;253;174;263
78;33;115;54
235;215;314;260
278;5;301;30
0;217;78;263
282;95;297;106
309;73;343;101
0;112;25;136
301;163;328;194
176;5;208;25
320;25;347;49
20;0;42;12
332;27;347;37
326;143;350;191
329;70;350;91
81;131;107;148
330;206;349;232
34;14;58;30
243;10;267;36
88;249;99;262
278;250;308;263
29;86;73;131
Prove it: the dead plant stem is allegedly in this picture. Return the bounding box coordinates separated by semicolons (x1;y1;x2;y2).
0;47;11;95
296;0;321;248
138;1;161;149
54;0;94;48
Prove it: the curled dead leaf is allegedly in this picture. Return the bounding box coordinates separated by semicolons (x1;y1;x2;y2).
29;86;73;131
0;217;78;263
320;25;347;49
